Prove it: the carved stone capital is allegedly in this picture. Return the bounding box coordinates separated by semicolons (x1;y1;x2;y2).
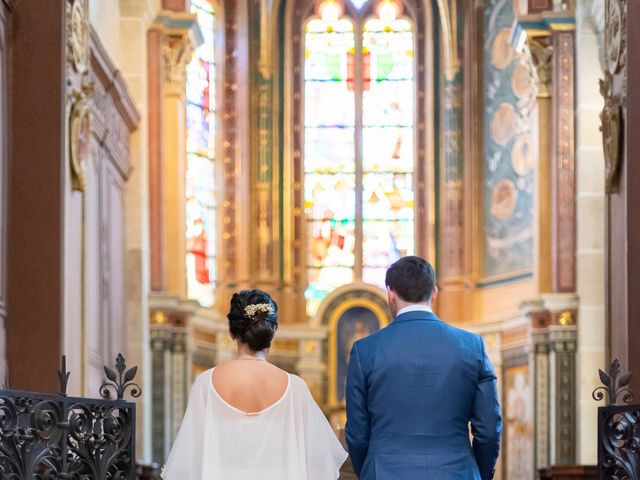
163;34;193;93
528;36;553;98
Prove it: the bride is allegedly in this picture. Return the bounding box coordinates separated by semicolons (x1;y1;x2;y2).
162;289;348;479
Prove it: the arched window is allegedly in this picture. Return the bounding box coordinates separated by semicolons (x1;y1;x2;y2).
302;0;419;316
186;0;216;307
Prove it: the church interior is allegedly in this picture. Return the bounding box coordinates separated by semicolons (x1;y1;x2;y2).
1;0;638;478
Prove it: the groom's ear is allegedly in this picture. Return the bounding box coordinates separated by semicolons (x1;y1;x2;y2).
430;285;438;303
387;288;396;305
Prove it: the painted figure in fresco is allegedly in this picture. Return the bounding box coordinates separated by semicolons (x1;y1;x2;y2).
345;321;371;366
345;256;502;480
505;370;533;479
336;307;381;402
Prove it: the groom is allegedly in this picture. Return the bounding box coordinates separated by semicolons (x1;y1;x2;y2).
345;256;502;479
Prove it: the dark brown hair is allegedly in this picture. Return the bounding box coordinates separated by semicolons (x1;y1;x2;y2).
227;289;278;351
385;256;436;303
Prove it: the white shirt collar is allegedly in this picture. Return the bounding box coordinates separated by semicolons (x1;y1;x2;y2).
396;304;434;316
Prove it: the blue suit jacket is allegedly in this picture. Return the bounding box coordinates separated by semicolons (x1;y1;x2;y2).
345;310;502;480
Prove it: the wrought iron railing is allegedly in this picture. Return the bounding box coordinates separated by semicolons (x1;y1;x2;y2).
0;354;140;479
593;359;639;480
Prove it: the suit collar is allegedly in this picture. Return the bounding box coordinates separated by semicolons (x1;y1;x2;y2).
392;310;440;323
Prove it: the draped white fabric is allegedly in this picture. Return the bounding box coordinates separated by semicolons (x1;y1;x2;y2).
161;368;348;480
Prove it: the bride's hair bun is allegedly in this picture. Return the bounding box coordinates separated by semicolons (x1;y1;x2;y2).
227;289;278;351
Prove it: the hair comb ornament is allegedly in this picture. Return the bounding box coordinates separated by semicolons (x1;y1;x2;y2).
244;303;274;318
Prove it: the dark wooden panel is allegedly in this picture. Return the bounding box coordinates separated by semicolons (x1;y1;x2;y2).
6;0;65;393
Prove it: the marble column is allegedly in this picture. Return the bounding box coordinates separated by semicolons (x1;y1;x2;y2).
162;32;191;296
215;0;252;313
438;71;466;322
150;312;192;464
543;293;578;465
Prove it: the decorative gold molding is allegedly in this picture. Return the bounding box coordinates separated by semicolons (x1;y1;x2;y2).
436;0;460;80
69;86;93;192
66;0;93;192
259;0;276;79
68;0;90;74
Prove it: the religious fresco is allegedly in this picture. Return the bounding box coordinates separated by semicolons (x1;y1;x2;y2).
504;364;534;479
322;289;390;407
483;0;537;279
335;306;381;402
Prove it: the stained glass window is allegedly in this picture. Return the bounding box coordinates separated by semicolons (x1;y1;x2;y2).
304;1;415;317
350;0;370;10
186;0;216;307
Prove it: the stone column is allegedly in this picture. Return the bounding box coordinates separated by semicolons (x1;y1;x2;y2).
522;299;552;470
543;293;578;465
150;315;173;463
149;311;192;464
518;13;577;296
528;36;554;293
296;338;325;402
215;0;252;313
170;327;189;438
148;12;198;299
162;31;192;296
438;72;466;322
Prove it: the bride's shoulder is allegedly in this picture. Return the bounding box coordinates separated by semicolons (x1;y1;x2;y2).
287;374;314;398
191;368;214;390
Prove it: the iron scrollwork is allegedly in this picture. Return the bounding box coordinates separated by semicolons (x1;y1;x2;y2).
593;358;634;405
100;353;141;401
0;353;140;478
593;359;639;480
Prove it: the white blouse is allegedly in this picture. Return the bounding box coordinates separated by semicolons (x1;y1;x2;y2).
161;368;348;480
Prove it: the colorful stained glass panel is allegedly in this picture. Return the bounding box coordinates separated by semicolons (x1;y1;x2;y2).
304;16;356;316
361;16;415;280
186;0;216;307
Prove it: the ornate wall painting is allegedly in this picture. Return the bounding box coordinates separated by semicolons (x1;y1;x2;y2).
504;364;534;479
483;0;536;279
324;290;390;407
336;307;380;400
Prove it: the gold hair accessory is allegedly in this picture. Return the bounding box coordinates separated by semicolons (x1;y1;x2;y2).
244;303;274;318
